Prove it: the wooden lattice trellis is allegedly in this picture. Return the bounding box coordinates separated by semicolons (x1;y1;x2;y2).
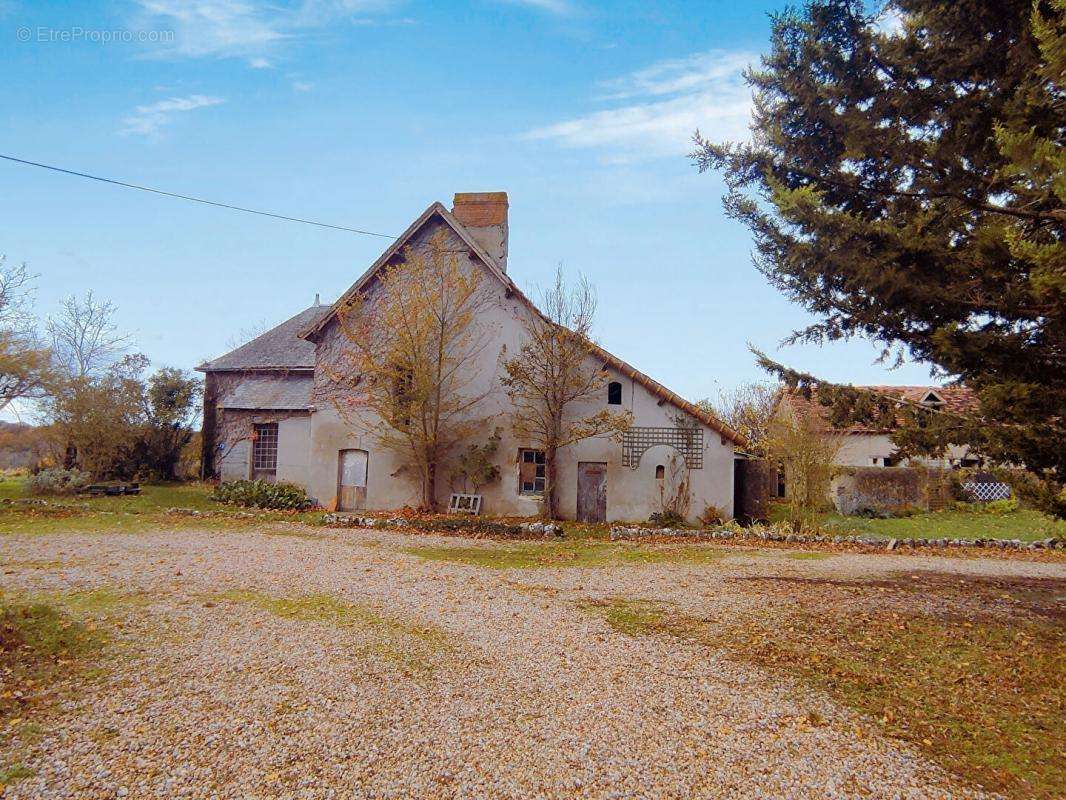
963;481;1012;502
622;427;703;470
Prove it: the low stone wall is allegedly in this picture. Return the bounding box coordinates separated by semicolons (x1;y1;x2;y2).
830;467;957;515
831;467;921;515
608;525;1060;552
323;514;564;539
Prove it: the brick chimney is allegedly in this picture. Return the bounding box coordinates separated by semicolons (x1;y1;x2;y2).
451;192;508;272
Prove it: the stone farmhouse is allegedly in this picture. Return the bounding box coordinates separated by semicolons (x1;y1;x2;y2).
198;193;745;522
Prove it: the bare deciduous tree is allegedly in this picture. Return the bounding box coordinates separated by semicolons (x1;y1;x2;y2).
703;381;779;457
0;257;50;412
501;266;632;519
326;232;495;511
47;291;132;379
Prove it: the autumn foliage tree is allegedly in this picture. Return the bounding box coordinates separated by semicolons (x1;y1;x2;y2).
328;232;494;511
42;354;148;478
501;268;632;519
694;0;1065;515
768;409;843;532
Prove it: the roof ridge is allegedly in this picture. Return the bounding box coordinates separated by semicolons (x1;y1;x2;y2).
295;198;746;446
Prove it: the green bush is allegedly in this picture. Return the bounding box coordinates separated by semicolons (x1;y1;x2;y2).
952;498;1020;515
25;468;91;496
985;497;1019;515
212;479;311;510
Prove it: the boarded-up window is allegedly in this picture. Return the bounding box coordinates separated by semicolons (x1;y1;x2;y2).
339;449;368;488
607;381;622;405
252;423;278;473
518;449;545;495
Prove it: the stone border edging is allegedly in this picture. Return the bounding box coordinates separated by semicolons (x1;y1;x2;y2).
322;514;564;539
609;525;1061;552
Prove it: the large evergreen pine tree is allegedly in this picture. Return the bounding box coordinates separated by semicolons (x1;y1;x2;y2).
694;0;1064;514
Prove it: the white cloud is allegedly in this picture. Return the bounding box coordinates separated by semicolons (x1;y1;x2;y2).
120;94;225;136
133;0;286;59
494;0;574;14
291;80;314;92
132;0;398;61
598;50;752;100
525;50;756;162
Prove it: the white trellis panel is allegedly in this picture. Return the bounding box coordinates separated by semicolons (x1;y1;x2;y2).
963;481;1012;502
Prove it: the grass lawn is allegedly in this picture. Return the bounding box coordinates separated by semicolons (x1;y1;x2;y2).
769;501;1065;542
0;591;109;787
584;572;1065;800
0;477;322;536
0;595;103;724
822;508;1064;542
0;583;148;789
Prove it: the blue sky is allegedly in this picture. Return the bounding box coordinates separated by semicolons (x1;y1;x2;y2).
0;0;936;419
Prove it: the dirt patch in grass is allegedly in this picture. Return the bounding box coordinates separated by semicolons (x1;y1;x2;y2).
404;541;748;570
731;572;1066;624
585;574;1065;800
209;590;456;673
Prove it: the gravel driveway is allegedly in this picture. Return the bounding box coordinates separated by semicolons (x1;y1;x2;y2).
3;526;1062;800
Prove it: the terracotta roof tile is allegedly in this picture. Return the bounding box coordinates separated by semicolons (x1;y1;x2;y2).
782;385;977;434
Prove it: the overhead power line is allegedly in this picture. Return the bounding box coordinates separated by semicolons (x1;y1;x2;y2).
0;153;399;240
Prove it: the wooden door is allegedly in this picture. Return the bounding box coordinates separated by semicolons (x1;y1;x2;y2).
337;449;368;511
576;462;607;523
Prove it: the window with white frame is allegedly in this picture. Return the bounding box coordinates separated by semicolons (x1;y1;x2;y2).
518;449;545;495
252;423;279;473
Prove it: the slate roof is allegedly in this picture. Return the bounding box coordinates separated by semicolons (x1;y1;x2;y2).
198;305;330;372
782;385;978;434
218;374;314;410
